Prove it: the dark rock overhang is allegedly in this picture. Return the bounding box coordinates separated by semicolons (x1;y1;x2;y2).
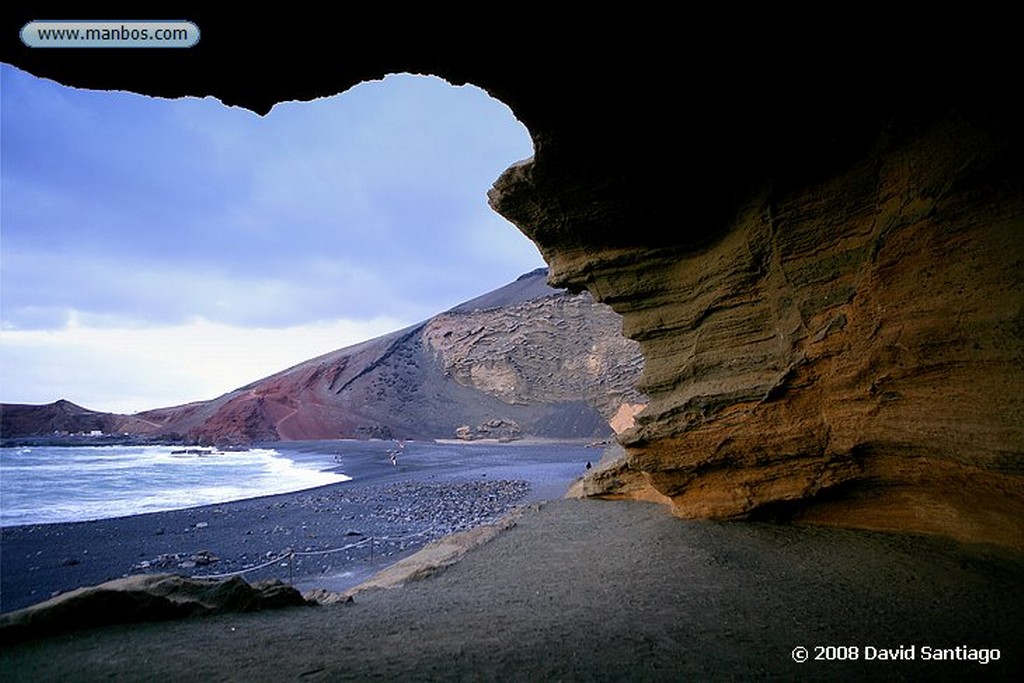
4;5;1022;546
4;5;1019;261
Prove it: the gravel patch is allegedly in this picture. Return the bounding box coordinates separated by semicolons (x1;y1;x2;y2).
1;479;531;613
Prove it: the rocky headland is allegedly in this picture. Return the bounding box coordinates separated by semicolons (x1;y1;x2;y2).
1;270;645;446
0;400;169;445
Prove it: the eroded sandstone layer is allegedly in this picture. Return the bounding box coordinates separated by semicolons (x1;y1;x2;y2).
494;113;1024;547
2;10;1020;545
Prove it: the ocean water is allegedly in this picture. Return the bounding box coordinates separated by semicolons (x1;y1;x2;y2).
0;445;350;527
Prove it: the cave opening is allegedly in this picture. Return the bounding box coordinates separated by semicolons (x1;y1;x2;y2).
1;67;545;414
2;63;657;597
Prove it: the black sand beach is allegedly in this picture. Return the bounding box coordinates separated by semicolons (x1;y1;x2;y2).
3;498;1022;681
0;440;596;612
3;441;1023;680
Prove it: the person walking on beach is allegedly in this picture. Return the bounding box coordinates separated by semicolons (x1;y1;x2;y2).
388;440;405;466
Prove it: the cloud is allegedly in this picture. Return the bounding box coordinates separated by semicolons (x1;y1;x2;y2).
0;66;543;411
0;316;407;413
1;66;540;330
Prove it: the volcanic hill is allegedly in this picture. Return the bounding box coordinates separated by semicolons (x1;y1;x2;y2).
2;270;645;445
0;399;164;442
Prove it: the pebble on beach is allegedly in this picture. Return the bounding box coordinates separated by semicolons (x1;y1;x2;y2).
1;479;532;613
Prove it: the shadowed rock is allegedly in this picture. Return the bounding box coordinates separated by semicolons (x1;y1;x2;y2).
2;12;1019;545
0;574;312;643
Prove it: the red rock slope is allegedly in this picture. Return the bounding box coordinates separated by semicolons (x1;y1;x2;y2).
133;269;645;445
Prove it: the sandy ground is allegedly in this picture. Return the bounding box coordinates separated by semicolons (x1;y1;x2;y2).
2;497;1021;681
0;441;596;611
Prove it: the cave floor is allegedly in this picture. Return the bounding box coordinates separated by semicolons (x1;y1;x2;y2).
2;498;1021;681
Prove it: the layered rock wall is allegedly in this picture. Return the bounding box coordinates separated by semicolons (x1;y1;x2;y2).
495;113;1024;547
422;292;644;422
3;11;1020;545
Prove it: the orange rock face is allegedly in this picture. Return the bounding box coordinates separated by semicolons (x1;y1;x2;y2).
4;16;1020;547
497;114;1024;548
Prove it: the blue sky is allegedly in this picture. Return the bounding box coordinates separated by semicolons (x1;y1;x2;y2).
0;64;542;412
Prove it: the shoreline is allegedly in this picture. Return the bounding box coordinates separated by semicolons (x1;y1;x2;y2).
0;478;532;613
1;441;595;613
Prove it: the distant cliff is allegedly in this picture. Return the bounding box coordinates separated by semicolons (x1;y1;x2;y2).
2;270;645;445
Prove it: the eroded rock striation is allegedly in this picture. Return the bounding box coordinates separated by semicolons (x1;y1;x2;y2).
2;13;1020;545
423;284;642;422
495;114;1024;547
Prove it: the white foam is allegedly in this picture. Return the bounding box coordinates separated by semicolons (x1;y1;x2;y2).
0;445;351;526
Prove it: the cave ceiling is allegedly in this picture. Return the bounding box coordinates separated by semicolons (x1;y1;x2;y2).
3;6;1018;258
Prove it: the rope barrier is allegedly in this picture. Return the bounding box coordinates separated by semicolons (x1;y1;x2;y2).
291;538;372;557
188;519;503;582
192;538;372;580
372;528;435;543
193;553;290;580
189;529;436;581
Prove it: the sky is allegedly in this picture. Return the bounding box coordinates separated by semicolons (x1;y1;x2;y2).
0;64;543;413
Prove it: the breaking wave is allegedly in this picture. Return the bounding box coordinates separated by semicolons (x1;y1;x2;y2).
0;445;350;526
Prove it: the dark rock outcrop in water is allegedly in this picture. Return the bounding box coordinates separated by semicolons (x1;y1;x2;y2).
2;12;1020;547
2;270;644;444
